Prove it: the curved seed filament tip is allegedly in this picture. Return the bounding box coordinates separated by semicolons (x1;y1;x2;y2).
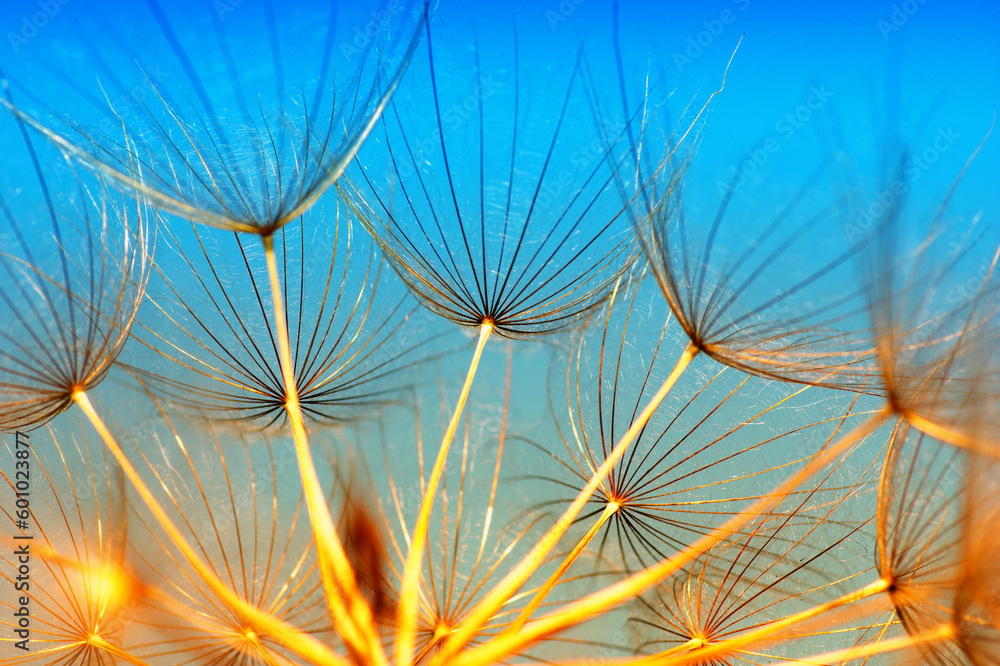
395;320;493;666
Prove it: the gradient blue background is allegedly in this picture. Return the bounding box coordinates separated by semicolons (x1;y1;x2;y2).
3;0;996;232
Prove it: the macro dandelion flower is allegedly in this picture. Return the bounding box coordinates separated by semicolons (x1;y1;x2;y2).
632;437;882;665
854;136;1000;452
607;119;875;391
337;17;654;658
429;36;891;659
0;78;152;433
444;99;991;666
343;23;639;341
119;397;337;666
587;3;875;397
3;0;431;238
126;203;448;429
337;40;907;666
446;74;999;666
1;4;437;656
0;417;137;664
873;420;968;665
0;3;995;665
406;59;874;664
530;271;876;573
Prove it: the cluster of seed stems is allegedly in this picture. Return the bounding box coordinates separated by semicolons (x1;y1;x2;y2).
1;2;998;666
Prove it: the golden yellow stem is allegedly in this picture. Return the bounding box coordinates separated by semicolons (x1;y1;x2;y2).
629;636;708;664
433;341;699;665
507;501;620;634
905;412;973;449
762;622;955;666
654;637;706;659
71;390;350;666
239;627;290;666
261;234;386;666
447;407;891;666
395;321;494;666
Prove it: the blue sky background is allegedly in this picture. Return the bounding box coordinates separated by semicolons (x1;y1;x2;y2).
2;0;996;231
456;0;999;245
